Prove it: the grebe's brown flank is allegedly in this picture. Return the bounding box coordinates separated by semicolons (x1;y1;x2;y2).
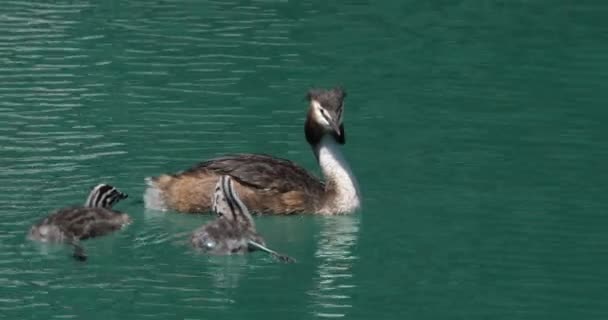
144;87;360;215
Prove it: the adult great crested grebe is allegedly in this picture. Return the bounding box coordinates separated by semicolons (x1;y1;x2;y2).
191;175;294;262
28;184;131;261
144;87;360;215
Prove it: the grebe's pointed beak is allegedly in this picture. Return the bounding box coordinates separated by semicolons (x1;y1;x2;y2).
328;118;341;136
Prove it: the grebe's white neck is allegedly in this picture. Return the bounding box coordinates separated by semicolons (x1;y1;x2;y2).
315;135;361;214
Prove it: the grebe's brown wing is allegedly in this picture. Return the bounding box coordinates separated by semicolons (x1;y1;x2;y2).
184;154;324;193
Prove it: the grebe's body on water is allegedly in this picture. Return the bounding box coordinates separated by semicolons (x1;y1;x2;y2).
191;175;294;262
28;184;131;261
144;87;360;215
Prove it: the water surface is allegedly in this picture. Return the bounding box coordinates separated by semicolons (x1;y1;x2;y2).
1;1;607;319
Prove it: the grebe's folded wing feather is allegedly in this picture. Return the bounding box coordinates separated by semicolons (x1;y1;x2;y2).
183;154;323;193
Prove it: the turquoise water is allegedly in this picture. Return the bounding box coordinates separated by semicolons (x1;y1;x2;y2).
1;1;608;319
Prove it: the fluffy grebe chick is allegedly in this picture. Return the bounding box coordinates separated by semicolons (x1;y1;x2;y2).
191;176;294;262
144;87;360;215
28;184;131;261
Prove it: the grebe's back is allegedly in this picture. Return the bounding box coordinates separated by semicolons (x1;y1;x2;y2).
147;154;324;214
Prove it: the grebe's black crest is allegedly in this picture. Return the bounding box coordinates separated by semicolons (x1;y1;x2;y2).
306;86;346;114
305;87;346;146
85;184;128;208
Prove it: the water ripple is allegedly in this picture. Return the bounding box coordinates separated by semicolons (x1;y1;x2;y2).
309;216;360;319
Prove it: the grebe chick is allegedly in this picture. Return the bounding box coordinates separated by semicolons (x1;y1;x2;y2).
28;184;131;261
191;175;295;263
144;87;360;215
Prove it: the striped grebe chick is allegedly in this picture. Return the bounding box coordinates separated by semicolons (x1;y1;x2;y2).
191;176;294;262
28;184;131;261
144;87;360;215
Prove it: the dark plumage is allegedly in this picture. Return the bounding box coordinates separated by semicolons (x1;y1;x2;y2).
28;184;131;261
185;154;323;193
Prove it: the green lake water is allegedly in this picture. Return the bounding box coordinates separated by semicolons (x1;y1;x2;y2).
1;1;607;319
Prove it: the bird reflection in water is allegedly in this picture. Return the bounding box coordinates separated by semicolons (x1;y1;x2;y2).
309;215;360;318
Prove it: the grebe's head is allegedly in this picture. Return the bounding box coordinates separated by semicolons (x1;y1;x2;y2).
305;87;346;146
85;184;128;209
